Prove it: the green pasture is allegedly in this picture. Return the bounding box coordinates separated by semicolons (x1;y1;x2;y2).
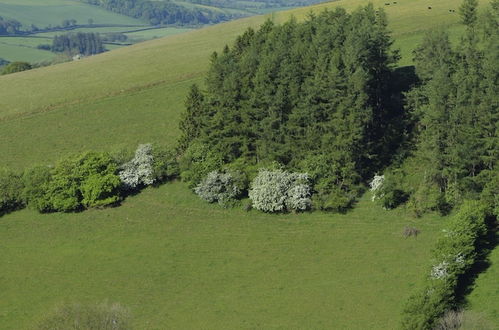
0;0;143;27
34;27;139;38
0;184;445;329
124;27;195;42
0;37;54;62
467;239;499;325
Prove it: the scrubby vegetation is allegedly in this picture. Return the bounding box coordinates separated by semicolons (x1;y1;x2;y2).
37;301;131;330
1;61;32;75
401;200;493;329
0;144;177;217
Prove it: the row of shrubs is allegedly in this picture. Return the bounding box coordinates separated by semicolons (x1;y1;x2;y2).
369;167;499;217
0;144;178;216
194;168;312;213
400;200;494;329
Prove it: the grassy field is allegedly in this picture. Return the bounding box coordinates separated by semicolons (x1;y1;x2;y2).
0;0;491;169
0;27;194;63
0;0;142;27
0;0;146;63
466;239;499;325
0;37;54;62
0;184;446;329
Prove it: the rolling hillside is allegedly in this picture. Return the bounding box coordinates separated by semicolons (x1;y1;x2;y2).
0;1;497;329
0;0;490;169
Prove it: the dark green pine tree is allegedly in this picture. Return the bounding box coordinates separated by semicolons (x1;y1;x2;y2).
178;84;205;152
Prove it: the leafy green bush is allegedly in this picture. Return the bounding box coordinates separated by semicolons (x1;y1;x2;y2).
24;152;121;213
179;143;223;188
37;301;131;330
48;152;121;211
401;200;489;329
370;173;409;209
22;166;53;212
0;168;24;216
409;182;447;217
151;144;179;183
81;173;122;208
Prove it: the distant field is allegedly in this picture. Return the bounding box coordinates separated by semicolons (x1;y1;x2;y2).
0;0;143;27
0;184;445;329
0;0;491;168
0;36;54;62
0;0;149;63
0;27;194;63
124;27;195;41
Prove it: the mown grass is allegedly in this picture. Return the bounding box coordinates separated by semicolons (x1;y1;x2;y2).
0;183;445;329
0;0;491;169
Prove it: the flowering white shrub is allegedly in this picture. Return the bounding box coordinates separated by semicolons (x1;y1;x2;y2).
119;144;154;189
195;171;241;206
431;261;449;279
286;184;312;211
369;174;385;201
249;169;311;213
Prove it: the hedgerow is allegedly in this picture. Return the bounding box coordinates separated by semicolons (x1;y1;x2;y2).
401;200;491;329
0;168;24;216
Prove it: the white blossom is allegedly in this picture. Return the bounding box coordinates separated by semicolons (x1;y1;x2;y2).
431;261;449;279
195;171;241;206
249;169;311;213
119;144;154;189
370;174;385;201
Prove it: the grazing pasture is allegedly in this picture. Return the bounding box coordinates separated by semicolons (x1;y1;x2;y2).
0;185;445;329
467;237;499;325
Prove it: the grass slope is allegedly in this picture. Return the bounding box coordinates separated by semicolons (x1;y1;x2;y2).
0;184;445;329
0;0;490;169
467;242;499;325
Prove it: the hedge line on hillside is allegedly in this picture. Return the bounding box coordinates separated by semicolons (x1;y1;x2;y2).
401;200;494;329
0;144;178;217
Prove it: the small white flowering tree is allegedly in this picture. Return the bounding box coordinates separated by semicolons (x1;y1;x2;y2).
119;144;154;190
369;174;385;201
195;170;241;206
249;169;311;213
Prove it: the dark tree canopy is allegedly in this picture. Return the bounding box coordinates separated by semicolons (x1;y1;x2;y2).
178;5;403;211
51;33;105;55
